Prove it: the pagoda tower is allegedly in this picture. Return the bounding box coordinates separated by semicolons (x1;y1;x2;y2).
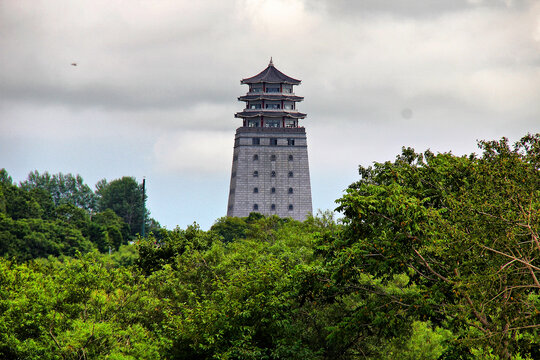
227;59;313;220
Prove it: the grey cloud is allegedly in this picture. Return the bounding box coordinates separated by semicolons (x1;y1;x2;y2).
306;0;533;18
0;0;538;229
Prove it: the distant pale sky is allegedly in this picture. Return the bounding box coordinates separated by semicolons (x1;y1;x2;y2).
1;0;539;229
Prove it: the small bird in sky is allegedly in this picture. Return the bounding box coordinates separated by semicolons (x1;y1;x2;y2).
71;63;77;66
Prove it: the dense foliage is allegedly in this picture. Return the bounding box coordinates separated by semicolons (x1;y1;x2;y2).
0;171;156;260
0;134;538;359
96;177;151;237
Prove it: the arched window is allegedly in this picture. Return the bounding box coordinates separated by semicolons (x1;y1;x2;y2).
253;187;258;193
288;155;293;161
271;171;276;177
288;171;293;178
288;188;293;194
253;171;259;177
288;204;293;211
271;204;276;211
253;204;259;211
271;187;276;193
270;154;276;161
253;154;259;161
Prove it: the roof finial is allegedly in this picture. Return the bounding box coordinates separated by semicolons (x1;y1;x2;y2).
269;57;273;66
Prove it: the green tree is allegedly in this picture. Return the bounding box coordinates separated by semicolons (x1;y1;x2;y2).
20;171;97;211
0;172;132;259
326;134;540;358
0;254;165;359
96;177;146;237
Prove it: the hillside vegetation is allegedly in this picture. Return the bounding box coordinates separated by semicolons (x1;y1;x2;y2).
0;134;538;359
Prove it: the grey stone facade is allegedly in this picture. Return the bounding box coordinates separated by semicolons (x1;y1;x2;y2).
227;61;313;221
227;127;312;220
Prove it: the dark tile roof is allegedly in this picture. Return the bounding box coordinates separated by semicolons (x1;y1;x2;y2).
241;61;301;85
238;94;304;102
235;110;307;119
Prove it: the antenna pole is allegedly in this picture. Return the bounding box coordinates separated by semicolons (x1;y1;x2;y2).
141;178;146;237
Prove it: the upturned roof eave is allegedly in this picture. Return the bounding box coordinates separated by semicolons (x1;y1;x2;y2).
234;111;307;119
237;95;304;102
240;64;301;85
240;79;301;85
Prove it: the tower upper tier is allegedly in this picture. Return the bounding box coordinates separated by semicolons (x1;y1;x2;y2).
240;58;301;85
235;59;306;128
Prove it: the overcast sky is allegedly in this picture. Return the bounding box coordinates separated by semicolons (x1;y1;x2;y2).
1;0;539;229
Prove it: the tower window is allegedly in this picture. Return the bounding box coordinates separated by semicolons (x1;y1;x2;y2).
287;138;295;146
252;138;260;145
288;155;293;161
248;119;260;127
253;171;259;177
253;154;259;161
288;171;293;178
271;187;276;193
284;120;296;128
271;171;276;177
288;188;293;194
267;87;280;93
271;204;276;211
253;204;259;211
288;204;294;211
266;120;280;128
270;138;278;146
270;154;276;161
253;187;258;193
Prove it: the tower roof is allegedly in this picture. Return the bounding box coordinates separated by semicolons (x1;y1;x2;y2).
238;94;304;102
235;110;306;119
241;59;301;85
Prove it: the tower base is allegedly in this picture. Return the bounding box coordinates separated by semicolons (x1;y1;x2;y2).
227;126;312;221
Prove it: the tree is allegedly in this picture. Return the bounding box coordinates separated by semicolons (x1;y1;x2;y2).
210;216;249;243
326;134;540;358
0;173;132;259
0;169;13;185
0;254;165;359
20;171;97;211
95;177;145;237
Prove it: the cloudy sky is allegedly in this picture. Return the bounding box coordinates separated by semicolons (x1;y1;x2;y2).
1;0;539;229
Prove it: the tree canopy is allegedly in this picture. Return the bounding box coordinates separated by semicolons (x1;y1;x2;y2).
0;171;148;260
96;177;159;237
20;171;97;211
0;134;539;359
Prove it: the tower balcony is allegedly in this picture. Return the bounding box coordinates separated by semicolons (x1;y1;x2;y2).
242;108;300;113
236;126;306;134
235;110;307;119
248;90;296;96
238;94;304;102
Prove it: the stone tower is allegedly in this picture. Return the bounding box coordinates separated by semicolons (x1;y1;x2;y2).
227;59;312;220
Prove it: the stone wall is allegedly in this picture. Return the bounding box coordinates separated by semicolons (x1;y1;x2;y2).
227;127;312;221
